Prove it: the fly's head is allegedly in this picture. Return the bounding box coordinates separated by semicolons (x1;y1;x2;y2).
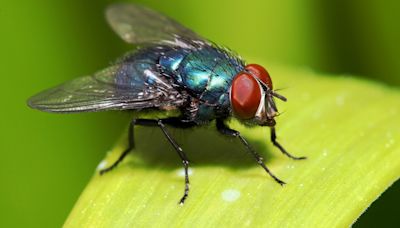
229;64;287;127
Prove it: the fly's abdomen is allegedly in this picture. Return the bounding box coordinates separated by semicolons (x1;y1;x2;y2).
116;46;173;88
110;46;186;110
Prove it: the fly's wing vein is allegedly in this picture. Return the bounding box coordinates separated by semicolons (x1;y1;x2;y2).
27;65;184;113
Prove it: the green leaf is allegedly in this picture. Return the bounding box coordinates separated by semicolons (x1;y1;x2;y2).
64;65;400;227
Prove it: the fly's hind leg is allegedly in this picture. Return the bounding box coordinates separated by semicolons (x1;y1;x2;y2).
99;119;136;175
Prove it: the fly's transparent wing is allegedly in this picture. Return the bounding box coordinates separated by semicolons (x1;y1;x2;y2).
106;3;203;44
27;65;184;113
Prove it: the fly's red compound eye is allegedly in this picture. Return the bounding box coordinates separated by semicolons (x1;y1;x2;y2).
230;72;262;119
245;64;273;89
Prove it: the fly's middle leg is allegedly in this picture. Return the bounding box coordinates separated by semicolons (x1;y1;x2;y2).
100;118;192;205
156;119;191;205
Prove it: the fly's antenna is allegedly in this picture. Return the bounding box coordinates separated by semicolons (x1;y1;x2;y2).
273;87;288;92
255;78;287;102
271;91;287;102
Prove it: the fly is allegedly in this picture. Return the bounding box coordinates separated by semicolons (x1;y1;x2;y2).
27;3;306;205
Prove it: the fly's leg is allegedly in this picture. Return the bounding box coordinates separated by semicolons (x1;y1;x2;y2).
270;127;306;160
155;119;191;205
101;118;192;204
216;119;285;185
100;119;136;175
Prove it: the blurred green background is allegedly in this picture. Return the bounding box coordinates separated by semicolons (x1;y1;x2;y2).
0;0;399;227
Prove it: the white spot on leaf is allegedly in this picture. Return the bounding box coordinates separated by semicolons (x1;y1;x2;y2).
322;149;329;157
221;189;241;202
336;94;346;106
385;139;395;148
96;160;107;171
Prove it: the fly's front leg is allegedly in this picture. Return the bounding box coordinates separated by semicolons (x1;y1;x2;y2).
216;119;285;185
270;127;306;160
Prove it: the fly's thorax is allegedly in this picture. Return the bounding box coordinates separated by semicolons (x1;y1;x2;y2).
177;46;243;94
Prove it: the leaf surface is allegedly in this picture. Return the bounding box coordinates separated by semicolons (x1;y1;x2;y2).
65;65;400;227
